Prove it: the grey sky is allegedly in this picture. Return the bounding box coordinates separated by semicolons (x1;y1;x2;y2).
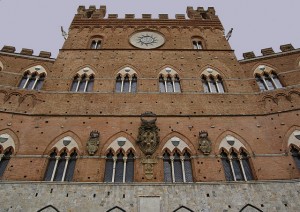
0;0;299;59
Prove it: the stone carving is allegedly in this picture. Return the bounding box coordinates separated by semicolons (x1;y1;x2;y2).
86;130;100;155
199;131;212;155
137;112;160;155
141;156;157;180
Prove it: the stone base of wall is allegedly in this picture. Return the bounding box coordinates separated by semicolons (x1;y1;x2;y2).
0;180;299;212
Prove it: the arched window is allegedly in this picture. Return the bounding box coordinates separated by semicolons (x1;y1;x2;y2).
70;67;95;92
44;149;77;182
163;150;192;183
193;40;202;49
18;65;47;90
162;137;193;182
90;39;102;49
104;137;136;183
219;135;254;181
0;148;12;178
220;149;253;181
201;68;225;93
104;150;135;183
115;67;137;93
44;136;79;182
254;65;283;91
159;68;181;93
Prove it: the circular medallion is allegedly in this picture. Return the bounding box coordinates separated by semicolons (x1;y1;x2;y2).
129;31;165;49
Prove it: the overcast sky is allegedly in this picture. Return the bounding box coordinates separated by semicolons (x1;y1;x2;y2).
0;0;299;59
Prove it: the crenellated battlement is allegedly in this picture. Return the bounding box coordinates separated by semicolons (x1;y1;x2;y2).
0;45;53;59
186;6;217;20
76;5;106;19
241;44;298;60
74;5;217;20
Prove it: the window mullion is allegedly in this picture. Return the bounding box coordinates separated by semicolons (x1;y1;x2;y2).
180;156;186;183
23;74;31;89
270;75;278;89
207;78;212;92
238;155;247;181
164;77;167;92
121;77;124;93
172;77;176;92
170;156;175;183
129;77;132;93
75;78;81;92
261;75;269;90
61;156;70;182
50;156;60;182
215;78;220;93
228;156;237;181
32;76;40;90
123;157;127;183
112;156;117;183
83;79;89;92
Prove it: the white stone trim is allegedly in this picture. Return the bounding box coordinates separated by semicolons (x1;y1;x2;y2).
0;133;15;152
51;136;79;153
288;130;300;147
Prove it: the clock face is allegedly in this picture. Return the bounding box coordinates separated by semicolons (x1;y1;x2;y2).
129;31;165;49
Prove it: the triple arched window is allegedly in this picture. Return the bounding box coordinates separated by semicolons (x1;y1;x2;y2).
159;67;181;93
115;67;137;93
254;65;283;91
70;67;95;92
162;137;193;183
104;137;135;183
219;136;254;181
201;68;225;93
18;65;47;90
44;136;79;182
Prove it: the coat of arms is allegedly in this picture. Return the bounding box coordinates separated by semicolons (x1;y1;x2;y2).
137;112;160;155
199;131;212;155
86;130;100;155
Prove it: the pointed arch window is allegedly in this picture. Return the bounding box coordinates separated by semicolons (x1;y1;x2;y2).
163;150;193;183
44;150;77;182
0;148;12;178
291;146;300;169
115;68;137;93
70;68;95;92
159;75;181;93
18;66;47;90
201;68;225;93
254;66;283;91
104;150;135;183
220;149;253;181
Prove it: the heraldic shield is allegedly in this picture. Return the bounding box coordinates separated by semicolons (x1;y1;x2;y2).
137;112;160;155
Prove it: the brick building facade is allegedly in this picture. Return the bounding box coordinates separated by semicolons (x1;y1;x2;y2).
0;5;299;212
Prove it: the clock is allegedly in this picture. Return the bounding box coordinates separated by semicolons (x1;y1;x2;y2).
129;31;165;49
